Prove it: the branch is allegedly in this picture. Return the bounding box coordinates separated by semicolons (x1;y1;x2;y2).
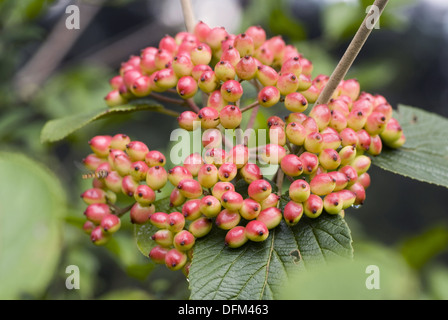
180;0;196;33
315;0;389;105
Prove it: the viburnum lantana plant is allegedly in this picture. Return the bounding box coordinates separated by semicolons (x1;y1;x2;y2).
79;18;406;279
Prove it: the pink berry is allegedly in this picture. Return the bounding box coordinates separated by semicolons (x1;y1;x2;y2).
283;201;303;226
246;220;269;242
225;226;248;248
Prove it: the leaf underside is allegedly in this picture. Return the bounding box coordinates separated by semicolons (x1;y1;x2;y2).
40;102;163;143
372;104;448;189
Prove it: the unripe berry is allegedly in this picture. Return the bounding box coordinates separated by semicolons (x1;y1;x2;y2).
261;144;286;165
260;193;280;210
228;145;249;169
303;194;324;218
189;217;213;238
121;175;139;197
99;213;121;233
183;153;203;177
350;155;371;176
89;135;112;158
269;125;286;146
144;150;166;168
165;248;188;271
81;188;107;205
257;207;282;229
134;184;156;206
126;141;149;162
221;80;243;102
83;220;95;234
276;73;299;95
207;90;227;111
339;79;360;101
173;230;195;251
283;201;303;226
206;26;228;50
329;109;348;132
258;86;280;108
280;154;303;177
299;152;319;175
153;49;173;70
310;173;336;196
109;75;124;90
347;108;368;131
194;21;211;42
239;198;261;220
176;75;198;99
167;212;185;233
323;192;343;215
199;195;221;218
380;118;403;144
202;129;222;149
130;75;151;97
146;165;168;190
357;173;371;191
170;187;186;207
180;199;201;221
221;191;244;212
198;70;219;93
368;134;383;156
168;166;193;187
153;68;178;90
83;153;105;171
84;203;111;224
105;89;127;107
268;115;286;128
328;98;350;117
214;60;236;82
90;226;110;246
240;163;263;183
340;128;359;147
123;69;142;90
339;145;357;166
327;171;349;192
220;46;241;67
289;179;311;203
215;209;241;230
177;178;203;199
297;74;313;91
302;117;319;135
266;35;285;62
235;55;258;80
284;92;308;113
245;25;266;49
204;148;228;166
130;160;149;181
149;245;169;264
248;179;272;202
130;202;154;224
256;65;279;87
190;44;212;65
373;103;393;122
152;229;174;247
309;104;331;131
212;181;235;200
319;148;341;170
225;226;248;248
339;165;358;187
220;105;242;129
178;110;198;131
218;162;237;182
150;211;169;229
198;106;220;129
159;34;177;54
286;122;307;146
197;164;219;188
140;51;158;75
233;33;255;57
364;111;387;136
356;129;372;152
304;132;323;153
192;64;212;81
246;220;269;242
337;189;357;209
110;134;131;151
348;182;366;205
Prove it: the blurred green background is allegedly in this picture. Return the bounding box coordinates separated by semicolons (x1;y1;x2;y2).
1;0;448;300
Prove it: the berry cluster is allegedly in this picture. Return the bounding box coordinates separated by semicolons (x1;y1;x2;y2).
86;21;406;273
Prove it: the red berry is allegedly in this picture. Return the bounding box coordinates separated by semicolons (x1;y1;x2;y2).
149;245;169;264
283;201;303;226
246;220;269;242
280;154;303;177
257;207;282;229
218;162;238;182
189;217;213;238
225;226;248;248
130;202;155;224
219;105;242;129
150;212;169;229
199;195;222;218
90;226;109;246
165;248;188;271
289;179;310;203
146;165;168;190
215;209;241;230
177;178;203;199
235;55;257;80
173;230;195;251
303;194;324;218
177;76;198;99
100;214;121;233
197;164;219;188
81;188;107;205
84;203;111;224
248;179;272;202
221;80;243;102
258;86;280;108
239;162;263;183
239;198;261;220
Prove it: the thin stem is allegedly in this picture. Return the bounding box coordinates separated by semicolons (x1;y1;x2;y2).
276;169;284;197
156;108;181;118
240;101;260;113
180;0;196;33
246;106;259;131
108;202;134;218
150;93;185;105
315;0;389;105
186;98;201;113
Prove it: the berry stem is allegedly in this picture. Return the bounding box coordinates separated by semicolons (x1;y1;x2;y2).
186;98;201;113
246;106;259;131
180;0;196;33
240;101;260;113
108;202;134;217
276;169;284;197
315;0;389;105
150;93;185;105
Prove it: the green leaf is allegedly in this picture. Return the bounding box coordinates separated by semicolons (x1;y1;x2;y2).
188;213;353;300
0;152;66;299
372;104;448;189
40;102;172;143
